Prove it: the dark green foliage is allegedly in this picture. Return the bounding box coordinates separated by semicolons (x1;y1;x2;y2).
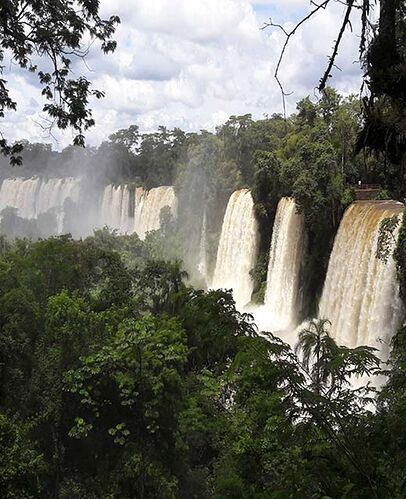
0;231;404;497
66;315;188;498
0;233;253;496
356;1;406;175
0;414;43;498
249;251;269;304
251;150;285;256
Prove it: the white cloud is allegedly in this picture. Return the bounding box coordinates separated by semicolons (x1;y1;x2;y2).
1;0;364;149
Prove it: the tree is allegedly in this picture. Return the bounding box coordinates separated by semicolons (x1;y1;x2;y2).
66;315;189;498
109;125;140;152
227;323;383;497
296;319;380;396
0;0;120;163
134;260;188;315
266;0;406;172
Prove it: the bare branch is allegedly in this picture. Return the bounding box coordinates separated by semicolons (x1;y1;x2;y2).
318;0;355;91
262;0;331;117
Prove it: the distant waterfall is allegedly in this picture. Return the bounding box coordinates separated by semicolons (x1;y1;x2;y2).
0;178;177;239
134;186;177;240
0;177;80;232
197;208;208;283
100;184;133;234
319;201;404;349
36;178;80;232
98;185;177;240
0;177;40;219
133;186;146;236
211;189;258;308
264;197;306;330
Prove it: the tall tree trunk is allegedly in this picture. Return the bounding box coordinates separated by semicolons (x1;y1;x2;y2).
379;0;399;64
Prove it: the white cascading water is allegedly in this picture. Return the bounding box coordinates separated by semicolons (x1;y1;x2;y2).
98;185;177;239
211;189;258;308
134;186;177;240
0;177;40;219
0;177;80;232
319;200;404;351
133;186;146;236
36;177;80;232
197;208;208;283
264;197;306;331
0;179;177;239
100;184;133;234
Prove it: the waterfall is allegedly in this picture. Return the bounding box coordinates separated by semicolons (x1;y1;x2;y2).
100;184;134;234
0;177;40;219
98;185;177;239
134;186;177;240
0;178;177;239
319;200;404;350
211;189;258;308
36;178;80;232
264;197;306;331
0;177;80;232
133;186;146;236
197;208;208;283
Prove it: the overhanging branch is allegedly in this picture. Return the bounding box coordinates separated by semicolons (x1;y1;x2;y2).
318;0;356;91
262;0;331;117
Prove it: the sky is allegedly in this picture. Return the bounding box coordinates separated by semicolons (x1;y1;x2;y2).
2;0;367;149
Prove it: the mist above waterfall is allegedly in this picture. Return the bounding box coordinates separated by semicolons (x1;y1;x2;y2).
174;133;243;284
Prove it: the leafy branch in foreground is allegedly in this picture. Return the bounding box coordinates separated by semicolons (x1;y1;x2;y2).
0;0;120;163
